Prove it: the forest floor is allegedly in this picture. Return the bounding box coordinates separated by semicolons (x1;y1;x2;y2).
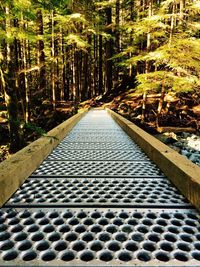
0;101;76;162
0;90;200;164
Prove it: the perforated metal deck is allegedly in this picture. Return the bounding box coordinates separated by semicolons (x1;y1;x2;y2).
1;109;199;266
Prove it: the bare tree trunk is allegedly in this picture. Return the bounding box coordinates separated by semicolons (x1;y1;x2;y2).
156;82;165;127
98;34;103;95
115;0;120;81
51;10;56;110
4;6;23;152
105;7;113;93
142;0;152;122
37;10;46;96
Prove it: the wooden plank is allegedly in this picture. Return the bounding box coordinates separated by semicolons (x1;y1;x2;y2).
0;109;88;207
107;108;200;211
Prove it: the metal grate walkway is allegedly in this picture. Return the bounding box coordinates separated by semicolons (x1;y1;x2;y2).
1;109;200;266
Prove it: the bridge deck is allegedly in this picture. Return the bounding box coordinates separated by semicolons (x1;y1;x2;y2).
0;110;200;266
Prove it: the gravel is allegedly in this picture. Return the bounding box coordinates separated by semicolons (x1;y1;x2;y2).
155;132;200;166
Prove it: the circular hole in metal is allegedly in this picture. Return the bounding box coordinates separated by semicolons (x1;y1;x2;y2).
48;212;59;219
177;242;191;252
180;234;193;243
91;211;101;219
0;232;11;241
72;241;85;252
182;226;195;234
18;240;32;251
119;212;129;219
127;219;138;226
132;212;143;219
65;233;77;242
0;240;14;251
187;213;198;220
80;250;94;262
47;232;60;242
105;212;115;219
156;252;170;262
115;233;127;242
31;232;44;242
131;233;144;242
192;251;200;261
43;225;54;233
125;241;138;252
106;225;117;234
23;218;34;225
41;250;56;261
142;219;153;226
137;226;149;234
121;225;133;234
23;251;37;261
3;250;18;261
54;241;67;251
146;213;156;219
69;218;79;226
118;251;132;262
164;234;177;243
77;211;87;219
61;250;75;261
0;225;7;232
90;225;102;233
156;219;167;226
137;251;151;262
6;211;17;218
36;241;50;251
174;213;185;220
148;233;160;243
10;225;23;233
195;243;200;250
98;218;109;226
168;226;179;234
113;219;123;226
90;241;103;252
143;242;156;252
160;213;171;220
160;242;174;252
81;232;94;242
108;241;121;252
152;226;164;234
171;219;182;227
33;211;45;219
83;219;93;226
63;211;73;219
98;233;111;242
174;252;189;262
74;224;86;233
27;225;39;233
59;225;70;233
53;219;64;226
99;251;113;262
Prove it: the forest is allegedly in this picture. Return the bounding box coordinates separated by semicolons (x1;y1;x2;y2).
0;0;200;158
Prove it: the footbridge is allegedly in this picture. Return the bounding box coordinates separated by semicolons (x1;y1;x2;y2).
0;109;200;266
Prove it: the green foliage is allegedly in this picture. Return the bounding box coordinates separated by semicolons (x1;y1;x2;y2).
24;122;46;136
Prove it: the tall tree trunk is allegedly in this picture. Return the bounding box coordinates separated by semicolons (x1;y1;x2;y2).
60;29;65;101
105;7;113;93
115;0;120;81
51;10;56;110
5;6;23;152
156;82;165;127
37;10;46;96
169;3;176;45
98;34;103;95
142;0;152;122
